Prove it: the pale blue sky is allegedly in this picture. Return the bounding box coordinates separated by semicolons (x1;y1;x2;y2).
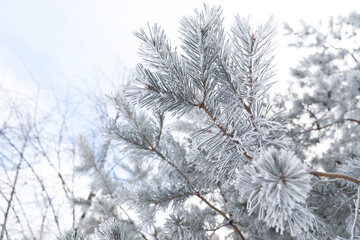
0;0;358;98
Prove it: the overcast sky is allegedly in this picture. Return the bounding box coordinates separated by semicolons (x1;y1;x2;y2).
0;0;358;101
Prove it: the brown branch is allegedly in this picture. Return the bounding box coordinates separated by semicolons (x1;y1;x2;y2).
146;85;160;94
152;228;159;240
310;171;360;185
306;107;321;130
295;121;337;135
78;192;96;221
121;106;196;187
151;147;194;187
139;34;247;238
199;104;252;161
145;66;254;162
218;57;259;134
296;118;360;135
195;193;244;239
118;117;246;239
150;152;245;238
139;232;149;240
218;61;251;112
207;223;229;239
145;68;253;163
346;118;360;124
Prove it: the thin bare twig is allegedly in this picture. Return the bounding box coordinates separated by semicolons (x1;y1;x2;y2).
0;137;27;240
2;134;61;234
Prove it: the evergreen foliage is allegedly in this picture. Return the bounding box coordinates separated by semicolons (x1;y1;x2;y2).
59;6;360;240
279;12;360;239
283;12;360;171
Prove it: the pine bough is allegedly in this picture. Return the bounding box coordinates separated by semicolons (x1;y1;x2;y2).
60;5;360;240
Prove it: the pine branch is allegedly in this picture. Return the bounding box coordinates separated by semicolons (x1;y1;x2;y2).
310;171;360;185
112;111;246;239
195;193;245;239
144;83;253;162
217;58;260;143
346;118;360;124
198;104;253;161
147;146;245;239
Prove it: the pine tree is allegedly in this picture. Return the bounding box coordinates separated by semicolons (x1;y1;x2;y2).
277;12;360;239
282;12;360;172
61;6;360;240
